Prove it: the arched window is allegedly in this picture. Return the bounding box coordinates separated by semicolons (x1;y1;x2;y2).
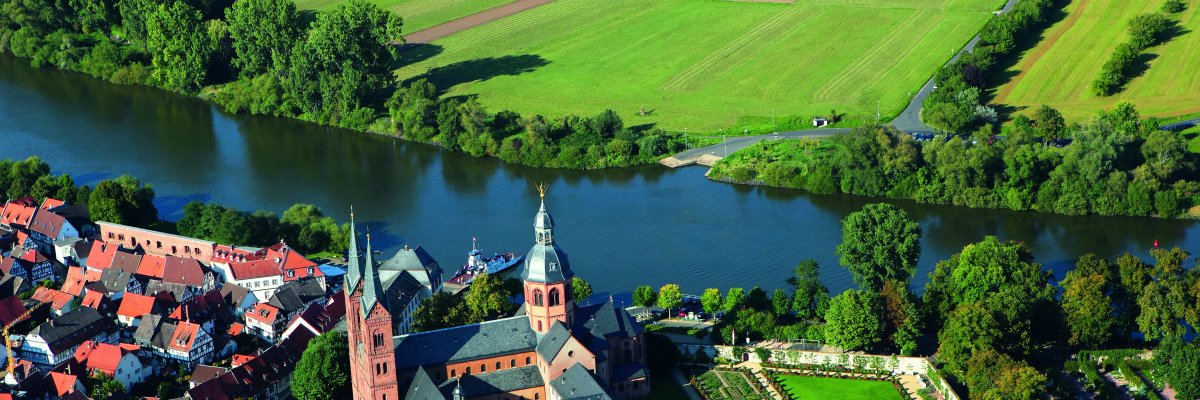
451;369;457;378
510;360;516;368
496;361;502;370
533;289;544;306
481;364;487;372
549;288;560;306
525;356;531;365
465;367;471;375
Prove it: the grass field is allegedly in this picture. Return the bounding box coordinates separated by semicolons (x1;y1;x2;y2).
992;0;1200;122
293;0;512;32
776;375;903;400
393;0;1000;132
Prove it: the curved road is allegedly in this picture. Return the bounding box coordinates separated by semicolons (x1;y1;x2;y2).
672;0;1022;163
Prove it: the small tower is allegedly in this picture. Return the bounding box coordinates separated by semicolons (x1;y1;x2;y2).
522;184;575;334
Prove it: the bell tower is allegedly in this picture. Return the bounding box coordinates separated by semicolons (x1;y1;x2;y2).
346;213;399;400
523;184;575;334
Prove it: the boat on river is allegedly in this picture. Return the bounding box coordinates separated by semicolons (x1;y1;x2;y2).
448;239;522;285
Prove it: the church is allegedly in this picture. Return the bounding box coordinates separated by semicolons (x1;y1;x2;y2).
344;194;651;400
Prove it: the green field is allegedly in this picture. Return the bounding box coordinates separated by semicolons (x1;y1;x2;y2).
393;0;999;132
776;375;903;400
993;0;1200;122
293;0;511;32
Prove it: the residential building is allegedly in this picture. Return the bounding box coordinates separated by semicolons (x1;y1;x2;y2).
1;248;56;283
116;292;159;327
26;207;80;255
209;242;322;300
30;287;74;316
72;340;149;391
16;307;116;369
97;221;215;260
133;315;214;368
220;283;258;316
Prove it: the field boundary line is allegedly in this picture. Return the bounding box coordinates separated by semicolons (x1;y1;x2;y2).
404;0;556;44
992;0;1092;102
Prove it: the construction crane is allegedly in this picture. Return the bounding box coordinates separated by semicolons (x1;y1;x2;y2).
3;307;34;378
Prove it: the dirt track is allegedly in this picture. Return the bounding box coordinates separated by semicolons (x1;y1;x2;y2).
403;0;555;44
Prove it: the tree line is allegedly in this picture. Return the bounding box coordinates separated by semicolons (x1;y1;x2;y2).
711;104;1195;218
0;0;688;170
658;203;1200;399
923;0;1057;134
1091;2;1185;96
0;156;347;255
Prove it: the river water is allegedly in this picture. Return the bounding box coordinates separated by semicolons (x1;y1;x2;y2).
1;54;1195;297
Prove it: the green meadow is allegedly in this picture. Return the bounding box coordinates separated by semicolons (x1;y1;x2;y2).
394;0;999;132
293;0;511;32
993;0;1200;122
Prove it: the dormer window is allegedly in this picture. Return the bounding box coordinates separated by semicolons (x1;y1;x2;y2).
286;270;295;278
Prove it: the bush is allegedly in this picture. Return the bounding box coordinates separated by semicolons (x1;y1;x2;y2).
1162;0;1186;13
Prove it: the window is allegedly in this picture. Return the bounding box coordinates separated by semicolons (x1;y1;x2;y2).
451;370;457;378
538;321;542;331
496;361;502;370
533;289;544;307
383;363;387;374
156;241;162;249
525;357;531;365
465;367;471;375
185;246;190;253
307;267;314;275
287;270;295;278
107;233;114;239
568;350;574;358
511;360;516;368
549;288;560;306
481;364;486;372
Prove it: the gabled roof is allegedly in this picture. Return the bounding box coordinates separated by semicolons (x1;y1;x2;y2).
61;267;86;297
136;254;166;279
267;279;325;313
382;270;425;315
110;252;142;274
30;307;109;354
85;243;118;271
549;364;613;400
245;303;280;325
31;287;73;311
73;341;134;374
145;280;188;302
117;292;157;319
29;210;67;238
80;290;106;310
224;243;316;281
220;283;252;306
405;366;446;400
228;322;244;336
163;256;206;286
190;365;228;387
50;371;78;396
39;198;65;211
1;201;37;227
98;266;133;294
536;320;574;362
0;295;30;326
393;315;538;370
230;354;254;368
168;321;203;352
438;366;544;398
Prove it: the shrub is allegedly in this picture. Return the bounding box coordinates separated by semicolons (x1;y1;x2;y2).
1162;0;1186;13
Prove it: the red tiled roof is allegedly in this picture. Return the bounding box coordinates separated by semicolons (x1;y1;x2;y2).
137;254;166;279
0;258;15;275
230;354;254;368
73;341;128;374
226;243;316;281
50;371;77;395
81;290;106;309
111;252;143;274
245;303;280;325
117;292;156;318
169;321;202;352
29;209;66;238
228;322;244;336
31;287;74;311
0;295;30;326
61;267;86;297
85;243;118;271
18;248;46;264
228;260;281;280
39;198;65;211
163;256;205;286
0;202;36;227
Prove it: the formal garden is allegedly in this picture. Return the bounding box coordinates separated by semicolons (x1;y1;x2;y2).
690;367;770;400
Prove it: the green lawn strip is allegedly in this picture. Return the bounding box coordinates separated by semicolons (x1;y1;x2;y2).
395;0;995;132
294;0;512;32
775;374;904;400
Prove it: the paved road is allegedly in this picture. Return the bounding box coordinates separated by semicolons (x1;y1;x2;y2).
1161;117;1200;131
672;0;1022;162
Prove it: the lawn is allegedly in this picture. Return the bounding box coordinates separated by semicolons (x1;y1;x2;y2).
776;375;903;400
293;0;512;32
992;0;1200;122
393;0;1000;132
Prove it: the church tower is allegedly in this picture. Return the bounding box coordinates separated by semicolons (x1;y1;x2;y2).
523;186;575;334
346;212;400;400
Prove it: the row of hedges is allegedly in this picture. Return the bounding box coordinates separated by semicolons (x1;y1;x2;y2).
1091;2;1186;96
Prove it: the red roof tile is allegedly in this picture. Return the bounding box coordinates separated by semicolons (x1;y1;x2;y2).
73;341;129;374
169;321;202;352
81;290;106;309
29;210;66;238
50;371;78;395
39;198;65;211
61;267;86;297
163;256;206;286
31;287;73;311
0;295;30;326
117;292;156;318
228;322;244;336
230;354;254;368
245;303;280;325
0;202;36;227
85;243;118;271
137;254;166;279
226;243;316;280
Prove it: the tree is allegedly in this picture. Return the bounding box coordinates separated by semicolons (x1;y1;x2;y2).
88;371;126;399
412;291;477;332
835;203;922;291
88;175;157;226
1137;278;1187;341
284;0;403;124
746;286;770;311
464;273;513;319
146;1;212;92
1156;340;1200;400
1142;129;1187;180
225;0;300;78
789;259;830;321
292;331;350;400
571;277;592;304
700;288;722;314
1032;105;1065;142
1061;270;1114;348
823;289;884;352
657;284;683;316
879;280;921;355
722;288;746;312
964;349;1046;400
771;289;790;316
632;285;657;308
937;302;1002;375
118;0;157;45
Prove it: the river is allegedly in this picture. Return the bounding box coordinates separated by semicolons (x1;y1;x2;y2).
0;54;1195;298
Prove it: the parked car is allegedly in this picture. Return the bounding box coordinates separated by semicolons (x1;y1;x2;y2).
678;310;688;318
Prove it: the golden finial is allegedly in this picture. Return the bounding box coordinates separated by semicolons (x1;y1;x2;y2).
536;182;548;199
350;205;355;219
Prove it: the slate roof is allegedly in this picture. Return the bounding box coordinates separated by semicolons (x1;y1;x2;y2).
404;366;446;400
220;283;252;306
578;301;641;340
145;280;188;301
521;201;572;284
437;365;544;398
393;315;538;370
535;321;573;362
611;363;648;382
549;364;613;400
98;266;133;294
267;279;325;313
191;365;228;387
133;314;175;350
381;246;440;289
382;270;424;314
29;307;109;354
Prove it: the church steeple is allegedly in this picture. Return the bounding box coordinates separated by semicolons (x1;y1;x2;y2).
534;184;554;245
360;229;387;316
522;185;575;333
345;207;362;292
